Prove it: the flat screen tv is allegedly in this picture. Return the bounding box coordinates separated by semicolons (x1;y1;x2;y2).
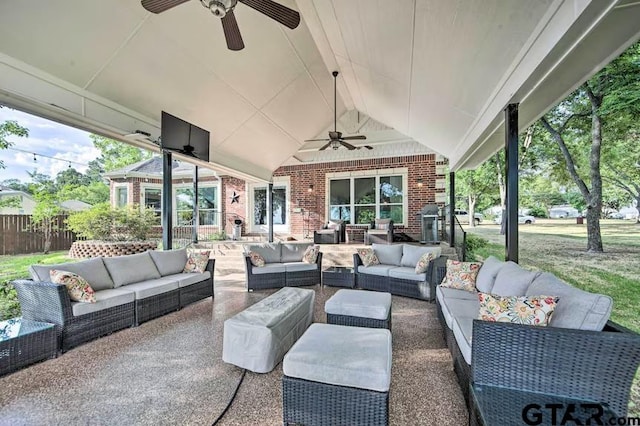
161;111;210;162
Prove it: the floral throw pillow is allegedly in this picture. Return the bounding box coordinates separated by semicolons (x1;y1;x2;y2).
357;248;380;267
183;251;211;273
478;293;559;326
440;259;481;292
302;245;320;264
248;251;266;267
50;269;96;303
414;252;434;274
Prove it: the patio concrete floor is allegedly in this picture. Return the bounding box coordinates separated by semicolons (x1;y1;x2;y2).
0;272;467;425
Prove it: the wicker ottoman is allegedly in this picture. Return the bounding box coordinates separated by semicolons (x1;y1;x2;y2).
222;287;315;373
283;323;392;426
325;289;392;329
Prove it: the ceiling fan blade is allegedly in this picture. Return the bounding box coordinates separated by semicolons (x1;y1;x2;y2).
141;0;189;14
364;145;373;150
341;135;367;141
221;10;245;51
340;141;357;150
239;0;300;29
304;138;331;142
318;141;333;151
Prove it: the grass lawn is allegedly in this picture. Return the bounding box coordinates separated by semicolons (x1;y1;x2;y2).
0;251;71;320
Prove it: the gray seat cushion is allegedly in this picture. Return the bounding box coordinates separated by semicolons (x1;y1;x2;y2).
281;243;313;263
401;245;442;267
357;265;394;277
103;252;161;288
491;261;540;296
171;271;211;288
526;272;613;331
283;262;317;272
441;297;480;330
436;286;479;306
149;248;188;276
325;289;391;320
388;267;426;282
452;316;473;365
30;257;115;291
71;288;134;317
252;263;286;274
123;277;179;299
245;243;281;264
283;323;392;392
475;256;504;293
372;243;403;266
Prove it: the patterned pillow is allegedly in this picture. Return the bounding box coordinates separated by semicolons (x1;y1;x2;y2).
478;293;559;326
302;245;320;264
414;252;434;274
50;269;96;303
183;251;211;273
357;248;380;267
440;259;481;292
248;251;266;267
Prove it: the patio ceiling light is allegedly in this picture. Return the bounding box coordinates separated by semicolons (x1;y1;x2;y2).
417;178;423;188
200;0;236;18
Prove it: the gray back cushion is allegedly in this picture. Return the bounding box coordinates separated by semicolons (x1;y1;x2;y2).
475;256;504;293
401;245;441;267
149;248;188;276
281;243;313;263
29;257;114;291
372;243;403;266
526;272;613;331
491;261;540;296
103;251;161;287
245;243;281;264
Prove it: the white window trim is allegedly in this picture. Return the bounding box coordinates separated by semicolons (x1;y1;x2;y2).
140;183;163;217
173;182;221;226
248;177;290;233
112;183;129;208
326;169;408;226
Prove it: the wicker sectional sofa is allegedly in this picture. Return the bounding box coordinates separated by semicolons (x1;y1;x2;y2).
435;256;637;407
13;248;214;353
244;242;322;291
353;243;447;301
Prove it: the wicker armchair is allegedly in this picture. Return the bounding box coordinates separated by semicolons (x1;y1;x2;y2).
313;220;346;244
365;219;394;245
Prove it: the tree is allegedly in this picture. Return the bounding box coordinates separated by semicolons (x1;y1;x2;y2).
0;178;29;193
0;118;29;169
55;167;89;188
58;181;109;205
91;134;151;172
455;164;498;227
31;189;61;253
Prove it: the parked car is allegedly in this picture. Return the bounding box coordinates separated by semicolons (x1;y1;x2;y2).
493;214;536;225
455;210;483;225
607;212;625;219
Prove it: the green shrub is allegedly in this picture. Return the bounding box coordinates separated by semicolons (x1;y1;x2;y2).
465;233;489;261
528;205;548;218
66;203;157;241
210;230;227;241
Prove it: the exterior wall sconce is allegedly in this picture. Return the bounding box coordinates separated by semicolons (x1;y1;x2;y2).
308;184;314;193
417;178;423;188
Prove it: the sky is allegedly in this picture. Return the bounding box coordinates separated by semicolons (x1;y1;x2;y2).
0;107;100;184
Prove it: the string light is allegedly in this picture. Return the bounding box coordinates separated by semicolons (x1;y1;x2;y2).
6;147;91;168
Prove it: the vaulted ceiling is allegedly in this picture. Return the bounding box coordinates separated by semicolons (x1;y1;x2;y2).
0;0;639;181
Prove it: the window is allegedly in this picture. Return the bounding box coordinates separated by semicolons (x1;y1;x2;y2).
329;175;405;225
254;187;287;225
144;188;162;223
115;187;128;207
176;187;218;225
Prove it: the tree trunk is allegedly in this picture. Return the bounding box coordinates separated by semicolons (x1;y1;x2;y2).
468;194;477;227
585;205;603;252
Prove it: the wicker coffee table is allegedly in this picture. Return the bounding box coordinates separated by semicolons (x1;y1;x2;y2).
322;266;355;288
1;318;57;376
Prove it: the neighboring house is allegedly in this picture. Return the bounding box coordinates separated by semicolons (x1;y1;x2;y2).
106;153;445;240
60;200;91;211
549;205;580;218
0;187;36;214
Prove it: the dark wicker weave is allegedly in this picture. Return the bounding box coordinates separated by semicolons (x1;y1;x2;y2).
327;311;391;329
179;259;215;308
322;267;355;288
135;289;180;326
471;320;640;419
282;375;389;426
353;253;446;301
245;253;322;291
13;280;136;353
0;320;57;376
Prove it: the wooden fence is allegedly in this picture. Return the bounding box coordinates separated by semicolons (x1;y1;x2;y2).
0;214;76;255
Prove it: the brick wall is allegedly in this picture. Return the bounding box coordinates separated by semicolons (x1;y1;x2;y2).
220;176;247;235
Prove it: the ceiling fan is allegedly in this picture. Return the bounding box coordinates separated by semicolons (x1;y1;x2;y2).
141;0;300;51
305;71;369;151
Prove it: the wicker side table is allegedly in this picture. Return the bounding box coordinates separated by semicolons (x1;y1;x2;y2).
1;318;57;376
322;266;355;288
